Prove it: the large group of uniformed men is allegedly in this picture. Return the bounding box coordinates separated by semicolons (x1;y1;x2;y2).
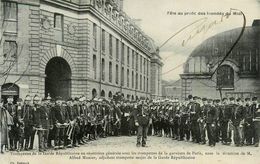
1;93;260;153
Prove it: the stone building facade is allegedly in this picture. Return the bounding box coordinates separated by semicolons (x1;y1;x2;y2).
180;20;260;100
0;0;163;101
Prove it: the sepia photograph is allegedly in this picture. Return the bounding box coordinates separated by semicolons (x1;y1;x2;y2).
0;0;260;164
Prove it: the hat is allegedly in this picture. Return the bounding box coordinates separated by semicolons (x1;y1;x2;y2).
236;98;242;102
7;95;14;99
67;98;73;102
215;99;221;103
55;96;62;101
202;98;207;101
17;98;23;102
33;95;41;101
222;98;227;101
79;96;86;102
74;97;79;101
252;97;258;101
245;98;250;101
207;99;213;103
188;95;193;100
25;95;32;101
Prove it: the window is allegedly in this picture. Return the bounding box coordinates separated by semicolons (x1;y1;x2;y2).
136;73;138;89
101;58;105;81
147;61;149;76
127;47;130;65
132;50;135;68
147;78;149;92
132;71;134;89
240;50;258;73
102;29;105;52
216;65;234;89
121;67;124;86
116;64;119;84
127;69;130;87
101;90;105;97
3;2;17;33
144;58;146;74
116;39;119;59
92;89;97;99
121;43;125;64
3;41;17;62
108;91;113;98
136;53;138;71
3;41;17;61
140;56;142;73
54;13;64;42
109;34;113;56
4;2;17;20
93;23;97;49
109;62;112;83
140;75;142;90
93;55;97;79
54;13;63;29
143;76;146;91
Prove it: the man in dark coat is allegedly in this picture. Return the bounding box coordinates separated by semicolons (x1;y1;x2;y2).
231;98;246;147
53;97;69;149
1;98;13;153
188;96;201;143
219;98;233;145
5;96;16;150
15;98;25;151
244;98;254;145
134;101;152;147
205;99;218;147
22;95;36;150
34;95;50;152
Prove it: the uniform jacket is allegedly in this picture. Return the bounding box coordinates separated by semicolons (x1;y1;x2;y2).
35;105;51;129
21;104;35;126
134;104;151;126
204;104;218;124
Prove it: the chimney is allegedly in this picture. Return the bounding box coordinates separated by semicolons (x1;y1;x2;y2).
252;19;260;26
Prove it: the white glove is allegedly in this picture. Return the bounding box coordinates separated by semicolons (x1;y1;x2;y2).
135;122;139;126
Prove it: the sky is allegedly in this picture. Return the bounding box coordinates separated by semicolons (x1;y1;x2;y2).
123;0;260;81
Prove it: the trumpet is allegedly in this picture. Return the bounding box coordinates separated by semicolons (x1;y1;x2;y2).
66;121;75;140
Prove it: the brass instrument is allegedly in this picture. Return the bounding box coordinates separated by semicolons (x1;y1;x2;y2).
66;121;75;140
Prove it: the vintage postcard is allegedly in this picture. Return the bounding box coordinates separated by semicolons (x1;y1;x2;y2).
0;0;260;164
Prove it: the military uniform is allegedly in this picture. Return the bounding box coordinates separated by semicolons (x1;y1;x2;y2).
179;104;190;141
134;103;151;147
21;102;35;150
244;100;254;145
53;101;69;149
205;102;218;146
5;102;17;150
15;100;25;151
35;102;50;152
252;99;260;147
219;101;232;144
189;100;201;143
231;101;246;146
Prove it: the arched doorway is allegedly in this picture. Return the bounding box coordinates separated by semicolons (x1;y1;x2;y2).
101;90;105;98
1;83;19;103
45;57;71;100
108;91;113;99
92;89;97;99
